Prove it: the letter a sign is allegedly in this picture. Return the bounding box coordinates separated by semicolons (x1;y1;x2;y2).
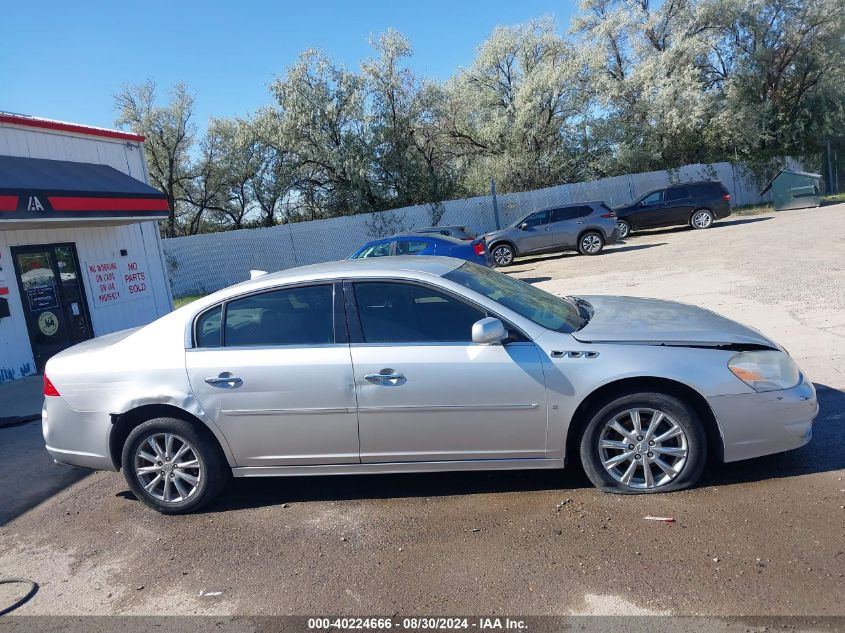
27;196;45;211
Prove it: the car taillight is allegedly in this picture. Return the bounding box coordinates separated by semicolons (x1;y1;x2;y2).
43;375;60;397
473;242;485;256
723;193;731;202
601;212;616;218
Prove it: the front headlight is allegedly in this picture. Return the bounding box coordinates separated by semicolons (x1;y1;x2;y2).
728;350;801;392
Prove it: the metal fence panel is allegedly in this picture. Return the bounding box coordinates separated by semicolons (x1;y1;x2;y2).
163;161;773;297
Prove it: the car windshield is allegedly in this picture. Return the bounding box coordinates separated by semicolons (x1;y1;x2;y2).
443;262;587;333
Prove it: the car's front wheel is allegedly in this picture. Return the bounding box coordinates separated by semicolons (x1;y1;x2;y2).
122;417;229;514
579;392;707;494
578;231;605;255
690;208;714;229
617;220;631;239
491;243;515;267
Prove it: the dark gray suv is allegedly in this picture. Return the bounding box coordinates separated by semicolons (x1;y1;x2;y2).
484;202;620;266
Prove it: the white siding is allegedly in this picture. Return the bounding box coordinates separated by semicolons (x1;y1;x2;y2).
0;124;147;180
0;122;171;383
0;222;171;382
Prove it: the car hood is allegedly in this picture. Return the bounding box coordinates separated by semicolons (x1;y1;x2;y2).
572;295;779;349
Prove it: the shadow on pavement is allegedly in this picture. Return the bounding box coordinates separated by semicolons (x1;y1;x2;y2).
209;467;590;514
0;420;90;526
511;242;665;267
632;216;772;238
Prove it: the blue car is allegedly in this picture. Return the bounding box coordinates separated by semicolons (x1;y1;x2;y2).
349;234;491;267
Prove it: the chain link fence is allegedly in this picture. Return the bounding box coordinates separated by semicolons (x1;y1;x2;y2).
163;161;772;298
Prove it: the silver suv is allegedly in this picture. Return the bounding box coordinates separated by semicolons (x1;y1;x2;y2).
485;202;620;266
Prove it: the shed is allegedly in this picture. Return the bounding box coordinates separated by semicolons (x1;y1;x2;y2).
759;169;822;211
0;113;172;382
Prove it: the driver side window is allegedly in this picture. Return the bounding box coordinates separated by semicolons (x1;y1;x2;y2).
641;191;663;205
356;242;393;258
524;210;551;228
353;282;486;343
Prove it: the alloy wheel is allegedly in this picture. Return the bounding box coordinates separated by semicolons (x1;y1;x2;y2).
492;245;514;266
134;433;202;503
618;221;630;239
597;408;689;489
581;233;603;254
692;210;713;229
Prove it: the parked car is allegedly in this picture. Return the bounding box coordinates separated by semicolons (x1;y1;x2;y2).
349;233;490;267
484;202;619;267
614;181;732;239
43;257;816;513
410;225;477;240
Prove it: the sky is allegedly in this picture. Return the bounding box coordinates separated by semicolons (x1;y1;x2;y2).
1;1;579;134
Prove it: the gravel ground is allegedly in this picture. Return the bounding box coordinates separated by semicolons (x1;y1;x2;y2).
0;204;843;617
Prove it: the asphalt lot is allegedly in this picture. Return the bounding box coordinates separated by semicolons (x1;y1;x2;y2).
0;204;843;617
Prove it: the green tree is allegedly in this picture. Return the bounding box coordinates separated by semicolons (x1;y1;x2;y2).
114;81;195;237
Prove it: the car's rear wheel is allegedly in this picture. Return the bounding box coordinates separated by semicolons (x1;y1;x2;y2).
617;220;631;239
491;243;515;267
579;392;707;494
690;209;714;229
578;231;605;255
122;417;229;514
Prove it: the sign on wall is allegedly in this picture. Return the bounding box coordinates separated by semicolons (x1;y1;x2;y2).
85;257;152;308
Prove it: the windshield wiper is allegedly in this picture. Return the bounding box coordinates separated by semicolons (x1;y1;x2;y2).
568;296;594;330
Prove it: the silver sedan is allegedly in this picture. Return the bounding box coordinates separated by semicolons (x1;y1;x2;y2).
42;257;818;513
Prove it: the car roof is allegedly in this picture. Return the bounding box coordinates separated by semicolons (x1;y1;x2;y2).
195;256;467;306
389;233;466;244
643;180;724;194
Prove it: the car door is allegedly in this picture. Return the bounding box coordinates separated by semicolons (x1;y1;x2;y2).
629;190;664;228
514;209;554;253
548;206;593;247
185;283;360;467
663;186;694;225
346;280;549;463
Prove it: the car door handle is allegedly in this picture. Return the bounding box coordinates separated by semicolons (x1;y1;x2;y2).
364;369;406;385
576;221;584;224
205;373;243;388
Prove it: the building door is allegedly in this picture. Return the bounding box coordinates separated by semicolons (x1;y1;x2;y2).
11;243;93;372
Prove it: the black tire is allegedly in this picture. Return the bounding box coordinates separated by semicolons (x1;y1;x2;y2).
121;417;230;514
490;243;515;267
579;392;707;494
578;231;605;255
690;208;714;230
617;220;631;239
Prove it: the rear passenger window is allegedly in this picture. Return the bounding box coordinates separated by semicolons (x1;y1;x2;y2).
666;187;691;201
195;305;222;348
353;282;486;343
223;285;334;347
396;240;427;255
550;208;572;222
550;207;591;222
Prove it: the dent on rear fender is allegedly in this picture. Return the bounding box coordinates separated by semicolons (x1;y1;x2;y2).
112;392;238;468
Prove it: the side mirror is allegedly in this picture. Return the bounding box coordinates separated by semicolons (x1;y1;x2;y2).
519;222;529;230
638;201;646;207
472;317;507;345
